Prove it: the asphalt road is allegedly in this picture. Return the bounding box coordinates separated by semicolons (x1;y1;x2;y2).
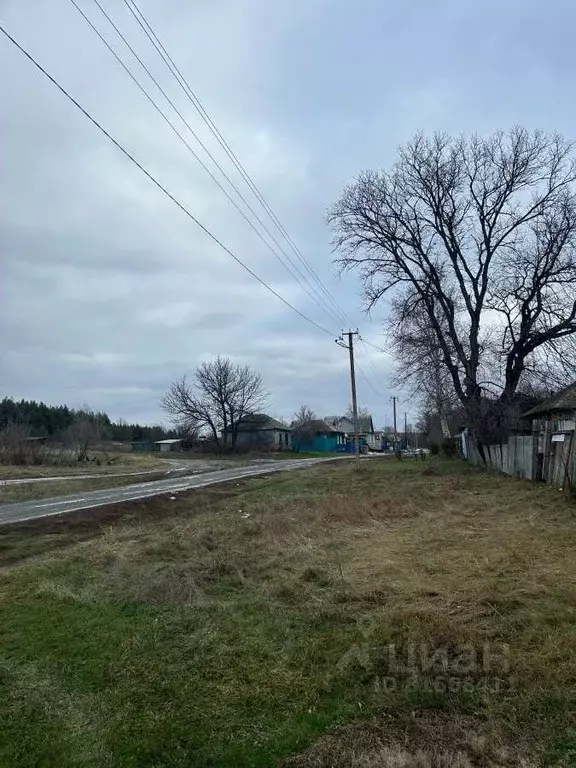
0;457;337;526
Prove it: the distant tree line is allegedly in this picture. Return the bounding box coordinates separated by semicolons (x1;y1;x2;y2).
0;397;175;442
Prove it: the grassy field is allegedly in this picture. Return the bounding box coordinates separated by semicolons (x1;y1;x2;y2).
1;459;575;766
0;451;164;480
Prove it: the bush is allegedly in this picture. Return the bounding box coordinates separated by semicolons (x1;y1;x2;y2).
0;425;80;467
441;437;459;458
0;424;46;465
429;443;440;456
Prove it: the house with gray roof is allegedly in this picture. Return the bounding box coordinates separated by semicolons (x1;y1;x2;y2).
332;414;380;451
224;413;291;451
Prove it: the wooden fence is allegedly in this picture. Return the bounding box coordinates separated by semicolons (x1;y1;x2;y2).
463;430;576;489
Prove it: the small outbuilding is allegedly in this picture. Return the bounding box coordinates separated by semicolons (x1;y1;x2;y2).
523;382;576;486
130;441;156;452
154;438;184;453
131;438;184;453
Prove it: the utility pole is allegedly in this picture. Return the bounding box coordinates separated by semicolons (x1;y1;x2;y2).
336;330;360;466
391;396;398;454
404;411;408;449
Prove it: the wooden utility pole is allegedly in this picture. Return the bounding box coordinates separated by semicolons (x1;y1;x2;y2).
404;411;408;449
336;330;360;466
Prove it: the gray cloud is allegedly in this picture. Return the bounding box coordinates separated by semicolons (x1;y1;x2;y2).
2;0;573;428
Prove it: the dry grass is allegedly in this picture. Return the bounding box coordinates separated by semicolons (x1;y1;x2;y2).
0;450;163;479
280;713;540;767
1;459;575;766
64;466;573;620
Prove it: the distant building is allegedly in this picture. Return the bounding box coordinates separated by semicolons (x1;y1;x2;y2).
225;414;291;451
131;441;155;452
332;414;380;451
292;419;346;453
154;438;184;452
131;438;185;452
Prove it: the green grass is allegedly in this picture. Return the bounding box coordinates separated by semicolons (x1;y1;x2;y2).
0;459;575;766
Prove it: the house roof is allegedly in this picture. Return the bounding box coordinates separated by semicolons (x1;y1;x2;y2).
334;415;375;434
357;416;375;433
233;413;290;432
522;382;576;418
154;438;183;444
306;419;345;435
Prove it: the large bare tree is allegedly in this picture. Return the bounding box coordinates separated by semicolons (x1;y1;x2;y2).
329;128;576;446
161;356;266;452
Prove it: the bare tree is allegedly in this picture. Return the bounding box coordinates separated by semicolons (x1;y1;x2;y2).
291;405;317;443
293;404;316;424
161;356;267;452
329;128;576;449
65;417;101;462
344;404;371;421
388;290;460;437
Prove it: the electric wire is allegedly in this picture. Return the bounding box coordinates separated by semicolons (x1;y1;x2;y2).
122;0;355;329
0;24;337;340
75;0;345;329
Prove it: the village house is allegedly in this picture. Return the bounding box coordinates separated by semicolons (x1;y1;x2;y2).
332;414;380;451
292;419;346;453
225;414;291;451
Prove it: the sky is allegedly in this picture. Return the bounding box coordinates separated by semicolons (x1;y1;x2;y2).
2;0;575;429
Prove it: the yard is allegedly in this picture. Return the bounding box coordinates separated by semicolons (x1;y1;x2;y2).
1;459;575;766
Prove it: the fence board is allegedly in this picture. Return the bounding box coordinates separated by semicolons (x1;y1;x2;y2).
465;434;535;479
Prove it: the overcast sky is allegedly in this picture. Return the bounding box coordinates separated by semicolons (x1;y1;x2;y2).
2;0;575;428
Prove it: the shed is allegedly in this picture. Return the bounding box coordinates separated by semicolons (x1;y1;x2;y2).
154;438;184;453
523;382;576;486
130;441;156;452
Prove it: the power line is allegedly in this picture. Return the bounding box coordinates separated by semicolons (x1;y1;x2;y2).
0;23;337;339
358;336;390;355
82;0;346;330
71;0;345;329
123;0;352;327
355;361;386;399
354;342;387;398
122;0;355;330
